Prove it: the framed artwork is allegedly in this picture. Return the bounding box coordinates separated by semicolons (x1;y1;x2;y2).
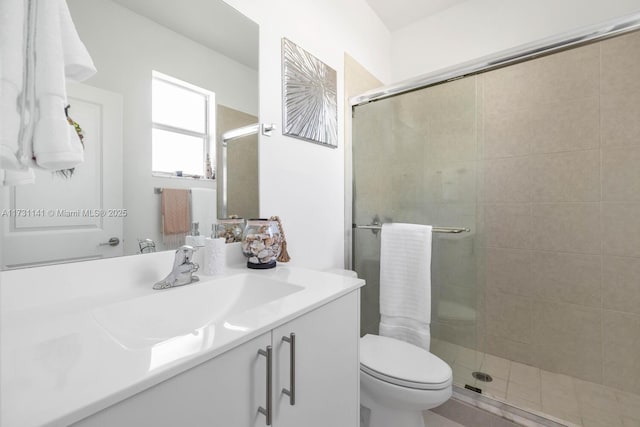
281;38;337;148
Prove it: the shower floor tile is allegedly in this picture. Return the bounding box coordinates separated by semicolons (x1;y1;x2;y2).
506;382;541;406
456;347;484;371
482;376;508;400
432;341;640;427
481;354;511;380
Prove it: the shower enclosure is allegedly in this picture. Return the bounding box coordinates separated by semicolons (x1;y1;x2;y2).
351;25;640;427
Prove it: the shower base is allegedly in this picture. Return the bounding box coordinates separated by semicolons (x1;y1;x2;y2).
431;339;640;427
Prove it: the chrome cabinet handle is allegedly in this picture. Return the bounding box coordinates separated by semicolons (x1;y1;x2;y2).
282;333;296;405
258;345;273;425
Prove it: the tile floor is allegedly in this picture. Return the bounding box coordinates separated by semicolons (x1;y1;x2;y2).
431;339;640;427
423;411;466;427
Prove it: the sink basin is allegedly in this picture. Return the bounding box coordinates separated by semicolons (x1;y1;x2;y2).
92;273;303;349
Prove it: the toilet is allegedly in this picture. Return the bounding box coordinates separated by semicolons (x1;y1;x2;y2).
360;334;452;427
326;269;452;426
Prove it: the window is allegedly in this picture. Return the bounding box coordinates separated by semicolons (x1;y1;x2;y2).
151;71;215;178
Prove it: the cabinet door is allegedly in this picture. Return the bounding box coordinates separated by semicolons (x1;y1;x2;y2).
272;291;360;427
73;332;272;427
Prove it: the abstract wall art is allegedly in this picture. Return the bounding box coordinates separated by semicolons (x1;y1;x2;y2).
281;38;337;148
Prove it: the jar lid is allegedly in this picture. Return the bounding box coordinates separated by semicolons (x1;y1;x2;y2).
218;218;244;224
247;218;275;224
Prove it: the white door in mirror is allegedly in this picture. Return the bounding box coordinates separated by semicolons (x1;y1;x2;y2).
1;83;124;268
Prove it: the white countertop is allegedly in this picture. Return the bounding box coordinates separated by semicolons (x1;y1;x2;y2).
0;252;363;427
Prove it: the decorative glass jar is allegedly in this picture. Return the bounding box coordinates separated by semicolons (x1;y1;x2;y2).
241;219;282;269
215;218;245;243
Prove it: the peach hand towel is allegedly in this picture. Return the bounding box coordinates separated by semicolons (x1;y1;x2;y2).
161;189;190;246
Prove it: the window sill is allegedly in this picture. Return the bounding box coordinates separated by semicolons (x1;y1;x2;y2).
152;172;215;181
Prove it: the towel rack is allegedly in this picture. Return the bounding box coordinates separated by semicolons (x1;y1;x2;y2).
353;224;470;234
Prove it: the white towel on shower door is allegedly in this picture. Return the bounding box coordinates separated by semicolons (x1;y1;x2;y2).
379;223;433;351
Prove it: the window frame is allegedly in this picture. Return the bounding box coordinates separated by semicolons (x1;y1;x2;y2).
151;71;216;179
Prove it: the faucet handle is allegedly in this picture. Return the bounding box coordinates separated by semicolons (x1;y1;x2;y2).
174;245;196;267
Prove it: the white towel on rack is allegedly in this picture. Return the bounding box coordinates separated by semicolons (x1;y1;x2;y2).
379;223;433;351
0;0;96;182
0;0;27;171
31;0;96;170
190;188;217;237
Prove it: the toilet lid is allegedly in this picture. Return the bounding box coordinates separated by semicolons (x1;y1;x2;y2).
360;334;452;390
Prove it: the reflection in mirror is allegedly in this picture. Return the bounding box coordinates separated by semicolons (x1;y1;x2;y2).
0;0;259;270
217;108;259;219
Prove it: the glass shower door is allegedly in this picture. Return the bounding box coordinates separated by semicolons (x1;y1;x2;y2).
352;76;482;389
353;30;640;426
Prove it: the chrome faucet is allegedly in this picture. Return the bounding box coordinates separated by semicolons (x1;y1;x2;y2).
138;238;156;254
153;245;200;290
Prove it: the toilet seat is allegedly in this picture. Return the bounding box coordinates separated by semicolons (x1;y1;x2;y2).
360;334;452;391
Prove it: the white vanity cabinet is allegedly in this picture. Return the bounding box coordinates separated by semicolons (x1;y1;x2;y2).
272;289;359;427
73;290;359;427
72;332;272;427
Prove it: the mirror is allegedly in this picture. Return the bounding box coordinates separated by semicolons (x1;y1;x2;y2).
0;0;259;269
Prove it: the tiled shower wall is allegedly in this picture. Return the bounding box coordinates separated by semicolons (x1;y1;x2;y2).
479;31;640;395
353;30;640;395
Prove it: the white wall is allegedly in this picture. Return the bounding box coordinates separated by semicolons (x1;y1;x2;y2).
391;0;640;81
222;0;391;270
68;0;258;255
220;0;640;271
